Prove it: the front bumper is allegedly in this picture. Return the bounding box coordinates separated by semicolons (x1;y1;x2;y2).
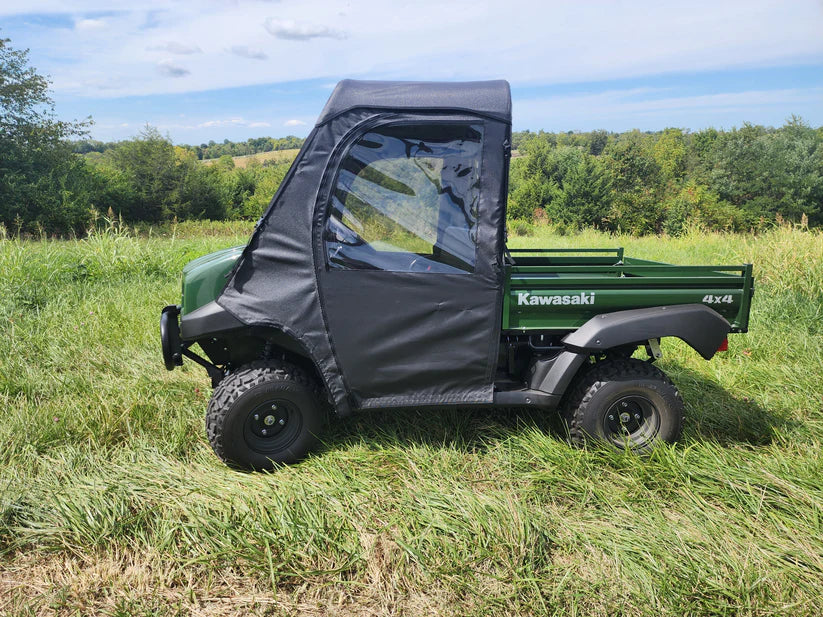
160;304;183;370
160;304;227;386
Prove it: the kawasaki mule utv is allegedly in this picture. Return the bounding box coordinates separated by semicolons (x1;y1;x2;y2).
160;80;754;470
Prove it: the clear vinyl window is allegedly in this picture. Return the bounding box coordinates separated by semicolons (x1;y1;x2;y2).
325;123;483;273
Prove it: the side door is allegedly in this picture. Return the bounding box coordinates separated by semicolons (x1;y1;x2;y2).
316;117;508;408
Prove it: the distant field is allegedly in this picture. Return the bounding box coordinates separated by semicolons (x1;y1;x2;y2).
209;147;509;167
1;222;822;616
201;148;300;168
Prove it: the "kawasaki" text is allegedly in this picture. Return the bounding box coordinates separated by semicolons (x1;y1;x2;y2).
517;292;595;306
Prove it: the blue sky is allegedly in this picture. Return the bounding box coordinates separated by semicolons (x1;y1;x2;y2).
2;0;822;144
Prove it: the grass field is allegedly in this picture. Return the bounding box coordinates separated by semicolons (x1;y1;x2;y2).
201;149;300;169
1;222;822;616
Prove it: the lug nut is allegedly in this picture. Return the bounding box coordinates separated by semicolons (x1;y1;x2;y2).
271;404;277;410
253;414;259;420
608;414;614;421
635;413;641;420
278;418;285;425
261;429;267;435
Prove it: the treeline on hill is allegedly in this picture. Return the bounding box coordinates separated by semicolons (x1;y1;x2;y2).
79;127;294;223
2;36;822;237
508;123;823;234
3;123;294;234
0;37;297;235
72;135;304;161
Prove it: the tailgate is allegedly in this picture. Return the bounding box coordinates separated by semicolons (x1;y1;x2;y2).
503;249;754;333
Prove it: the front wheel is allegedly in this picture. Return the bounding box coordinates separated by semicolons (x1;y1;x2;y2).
206;361;325;470
561;358;683;451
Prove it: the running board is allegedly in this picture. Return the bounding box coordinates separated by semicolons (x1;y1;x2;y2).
493;388;560;409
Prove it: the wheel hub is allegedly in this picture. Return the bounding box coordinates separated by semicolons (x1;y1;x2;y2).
604;395;658;444
249;401;289;438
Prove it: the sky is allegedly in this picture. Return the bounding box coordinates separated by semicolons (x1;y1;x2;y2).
2;0;822;144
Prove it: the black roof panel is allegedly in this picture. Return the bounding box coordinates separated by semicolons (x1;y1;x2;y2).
316;79;512;125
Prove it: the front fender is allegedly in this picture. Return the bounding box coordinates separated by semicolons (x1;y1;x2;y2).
562;304;730;360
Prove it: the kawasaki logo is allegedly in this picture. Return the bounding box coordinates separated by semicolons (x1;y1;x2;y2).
517;292;595;306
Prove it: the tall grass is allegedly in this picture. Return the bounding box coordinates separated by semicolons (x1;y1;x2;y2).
1;223;821;615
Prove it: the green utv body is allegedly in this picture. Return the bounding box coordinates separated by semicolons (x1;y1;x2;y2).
160;80;754;470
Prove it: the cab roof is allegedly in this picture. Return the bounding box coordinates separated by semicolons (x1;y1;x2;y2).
316;79;512;126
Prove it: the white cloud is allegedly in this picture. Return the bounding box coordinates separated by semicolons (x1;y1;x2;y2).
228;45;268;60
263;17;345;41
156;59;190;78
7;0;822;101
197;117;272;128
147;41;202;55
81;76;130;91
199;118;244;128
283;119;307;127
75;18;106;31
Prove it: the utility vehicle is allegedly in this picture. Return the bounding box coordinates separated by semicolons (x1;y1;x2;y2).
160;80;754;470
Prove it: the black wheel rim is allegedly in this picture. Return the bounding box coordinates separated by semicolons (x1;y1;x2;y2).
602;394;660;448
243;399;302;454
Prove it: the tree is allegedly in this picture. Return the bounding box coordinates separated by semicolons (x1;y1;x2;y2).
588;129;609;156
175;148;227;220
706;119;823;225
662;181;742;235
216;154;235;170
508;140;613;227
101;126;179;222
707;123;769;211
653;128;687;182
0;36;91;233
508;137;563;220
547;151;612;228
1;37;52;138
603;131;665;233
762;117;823;225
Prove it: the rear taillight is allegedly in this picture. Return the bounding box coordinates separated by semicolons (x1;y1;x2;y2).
717;337;728;352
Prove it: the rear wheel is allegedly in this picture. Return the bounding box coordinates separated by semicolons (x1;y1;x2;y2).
561;358;683;451
206;360;325;470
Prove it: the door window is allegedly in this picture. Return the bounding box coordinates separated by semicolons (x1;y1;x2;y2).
326;123;483;273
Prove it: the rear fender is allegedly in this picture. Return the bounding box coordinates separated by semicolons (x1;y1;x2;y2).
529;304;730;399
562;304;730;360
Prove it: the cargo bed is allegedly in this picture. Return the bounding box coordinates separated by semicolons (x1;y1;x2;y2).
503;248;754;333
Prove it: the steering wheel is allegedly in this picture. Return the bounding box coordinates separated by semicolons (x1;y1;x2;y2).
326;215;368;247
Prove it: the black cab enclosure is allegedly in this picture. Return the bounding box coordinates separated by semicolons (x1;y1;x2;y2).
186;80;512;412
